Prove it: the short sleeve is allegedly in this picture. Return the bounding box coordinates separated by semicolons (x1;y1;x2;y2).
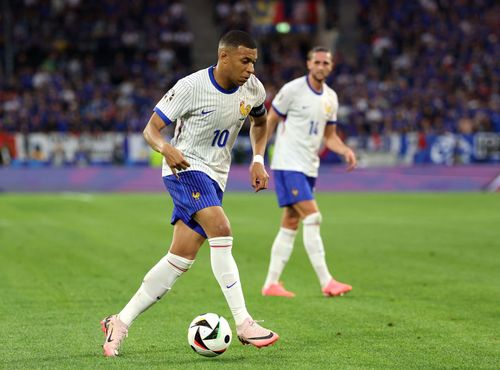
326;91;339;125
271;83;294;117
248;78;267;117
154;79;191;125
255;78;266;107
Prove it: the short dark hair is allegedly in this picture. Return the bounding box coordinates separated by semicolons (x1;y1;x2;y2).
307;46;332;60
219;30;257;50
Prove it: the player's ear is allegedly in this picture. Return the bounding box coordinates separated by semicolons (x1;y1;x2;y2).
219;49;230;65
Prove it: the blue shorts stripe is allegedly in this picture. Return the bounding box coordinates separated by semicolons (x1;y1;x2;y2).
273;170;316;207
163;170;223;238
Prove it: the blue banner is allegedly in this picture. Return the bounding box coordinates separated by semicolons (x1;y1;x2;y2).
413;133;500;164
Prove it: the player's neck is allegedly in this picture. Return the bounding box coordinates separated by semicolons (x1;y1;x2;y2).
213;65;238;90
307;74;323;93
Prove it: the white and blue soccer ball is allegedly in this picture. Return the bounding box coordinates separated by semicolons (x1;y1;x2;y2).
187;313;232;357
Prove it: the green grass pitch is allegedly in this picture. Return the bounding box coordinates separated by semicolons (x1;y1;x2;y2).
0;192;499;369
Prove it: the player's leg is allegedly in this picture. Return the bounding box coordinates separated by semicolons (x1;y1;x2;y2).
102;221;204;357
293;200;352;297
194;206;279;348
262;170;313;297
119;221;204;324
262;206;299;297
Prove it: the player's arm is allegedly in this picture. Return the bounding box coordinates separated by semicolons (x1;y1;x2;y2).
324;125;356;171
143;112;190;177
266;107;282;142
249;112;269;192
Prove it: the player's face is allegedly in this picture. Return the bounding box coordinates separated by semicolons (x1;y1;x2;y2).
226;46;258;86
307;51;333;83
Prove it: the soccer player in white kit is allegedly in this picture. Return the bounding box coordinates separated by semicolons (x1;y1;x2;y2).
100;31;279;357
262;47;357;298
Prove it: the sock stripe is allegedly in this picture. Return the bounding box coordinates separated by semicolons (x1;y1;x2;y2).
167;260;188;273
210;245;231;248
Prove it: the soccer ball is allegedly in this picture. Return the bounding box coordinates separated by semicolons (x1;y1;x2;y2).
187;313;232;357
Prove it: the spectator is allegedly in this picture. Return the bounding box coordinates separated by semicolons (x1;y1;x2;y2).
1;0;194;133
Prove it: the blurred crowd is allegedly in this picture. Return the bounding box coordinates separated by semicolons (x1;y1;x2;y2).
243;0;499;137
341;0;500;136
244;0;500;137
0;0;192;133
0;0;498;137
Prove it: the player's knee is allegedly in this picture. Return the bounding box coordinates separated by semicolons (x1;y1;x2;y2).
208;222;232;237
283;209;300;229
283;217;300;230
303;212;322;225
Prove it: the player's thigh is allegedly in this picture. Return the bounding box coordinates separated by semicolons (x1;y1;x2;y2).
281;206;301;230
170;220;206;260
292;199;320;219
193;206;232;238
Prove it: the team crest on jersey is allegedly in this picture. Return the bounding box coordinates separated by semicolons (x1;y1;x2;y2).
291;188;299;196
239;100;252;120
192;191;201;200
324;102;333;115
163;89;175;102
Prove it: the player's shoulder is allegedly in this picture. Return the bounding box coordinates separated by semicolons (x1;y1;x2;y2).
177;68;207;87
245;74;264;88
324;84;338;102
245;74;265;92
279;76;308;95
285;76;308;89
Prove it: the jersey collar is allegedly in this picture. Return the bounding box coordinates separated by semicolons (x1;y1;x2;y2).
306;75;323;95
209;65;239;94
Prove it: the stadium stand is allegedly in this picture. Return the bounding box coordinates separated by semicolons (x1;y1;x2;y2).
0;0;498;167
0;0;193;133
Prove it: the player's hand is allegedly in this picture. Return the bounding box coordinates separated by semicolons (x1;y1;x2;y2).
161;143;190;178
342;147;357;172
249;162;269;192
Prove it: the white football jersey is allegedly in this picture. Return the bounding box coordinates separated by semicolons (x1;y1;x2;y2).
270;76;338;178
154;65;266;190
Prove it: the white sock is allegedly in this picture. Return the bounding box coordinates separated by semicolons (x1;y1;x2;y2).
118;252;194;326
209;236;250;326
264;227;297;287
303;212;332;287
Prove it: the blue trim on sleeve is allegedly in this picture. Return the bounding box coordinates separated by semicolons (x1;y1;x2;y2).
154;107;173;125
305;75;323;95
272;104;287;117
208;65;239;94
326;120;337;125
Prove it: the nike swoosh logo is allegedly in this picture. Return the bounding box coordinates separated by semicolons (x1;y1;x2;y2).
107;328;114;342
226;281;237;289
201;109;215;115
246;332;275;340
